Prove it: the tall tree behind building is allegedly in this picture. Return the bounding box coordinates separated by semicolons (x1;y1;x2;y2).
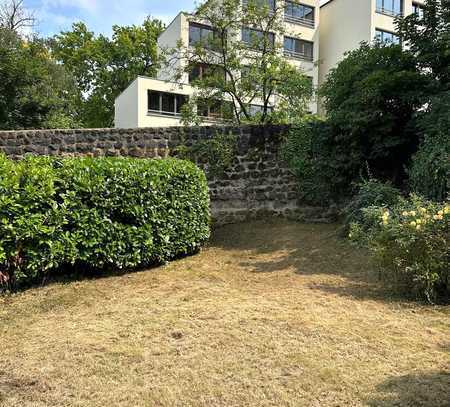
51;18;165;128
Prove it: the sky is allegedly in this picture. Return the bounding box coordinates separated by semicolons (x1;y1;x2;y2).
24;0;198;37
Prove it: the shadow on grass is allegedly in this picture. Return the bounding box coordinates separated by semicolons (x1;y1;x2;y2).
366;371;450;407
211;218;408;303
1;248;201;294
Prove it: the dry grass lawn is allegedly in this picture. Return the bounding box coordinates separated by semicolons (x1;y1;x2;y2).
1;220;449;406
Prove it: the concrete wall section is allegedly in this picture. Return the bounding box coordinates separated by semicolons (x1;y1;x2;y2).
114;78;139;128
319;0;372;87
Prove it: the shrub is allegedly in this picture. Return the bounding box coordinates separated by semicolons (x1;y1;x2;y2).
0;155;210;288
344;178;402;234
349;195;450;302
409;92;450;201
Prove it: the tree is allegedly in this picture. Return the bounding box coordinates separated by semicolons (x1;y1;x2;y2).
408;91;450;201
395;0;450;200
396;0;450;92
0;0;35;33
319;43;431;187
51;18;165;128
0;28;79;130
170;0;313;125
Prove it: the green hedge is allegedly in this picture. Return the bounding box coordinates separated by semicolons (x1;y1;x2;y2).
0;155;210;288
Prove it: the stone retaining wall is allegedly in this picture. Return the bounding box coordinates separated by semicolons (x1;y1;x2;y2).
0;125;331;225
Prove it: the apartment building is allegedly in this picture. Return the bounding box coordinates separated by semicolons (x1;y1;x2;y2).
115;0;425;128
318;0;426;87
115;0;320;128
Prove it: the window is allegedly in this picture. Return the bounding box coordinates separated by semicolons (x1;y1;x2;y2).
189;23;220;50
305;76;314;92
242;0;275;11
375;29;401;45
246;104;274;117
412;2;425;18
188;63;226;83
197;99;234;120
284;36;313;61
376;0;403;17
147;91;188;115
284;1;315;27
242;27;275;50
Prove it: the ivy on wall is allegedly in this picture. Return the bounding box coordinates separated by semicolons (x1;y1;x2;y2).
175;131;238;178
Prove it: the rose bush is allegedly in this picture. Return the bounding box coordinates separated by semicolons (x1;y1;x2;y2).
349;195;450;302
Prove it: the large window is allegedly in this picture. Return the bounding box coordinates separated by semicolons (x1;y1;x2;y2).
242;27;275;49
189;63;226;83
197;99;234;120
242;0;275;11
189;23;220;50
375;29;401;45
412;2;425;18
284;36;313;61
284;1;315;27
148;91;188;116
376;0;403;17
246;104;274;117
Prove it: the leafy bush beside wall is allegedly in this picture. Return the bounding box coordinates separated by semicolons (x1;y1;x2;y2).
0;155;210;288
281;119;342;205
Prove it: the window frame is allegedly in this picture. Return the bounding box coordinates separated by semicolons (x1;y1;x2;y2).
412;2;425;18
375;28;401;45
188;22;221;51
197;98;234;120
284;1;315;28
242;0;276;12
241;27;275;50
245;104;274;117
147;91;188;116
283;36;314;61
188;62;227;83
375;0;403;17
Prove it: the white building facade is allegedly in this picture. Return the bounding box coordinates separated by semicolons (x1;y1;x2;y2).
115;0;320;128
115;0;425;128
319;0;425;87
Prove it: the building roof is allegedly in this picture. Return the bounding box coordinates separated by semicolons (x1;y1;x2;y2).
320;0;337;7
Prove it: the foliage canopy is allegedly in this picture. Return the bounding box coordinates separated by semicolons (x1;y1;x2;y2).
51;18;165;128
320;43;430;186
0;28;79;130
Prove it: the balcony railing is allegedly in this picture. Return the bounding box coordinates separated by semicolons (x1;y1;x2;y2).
148;109;181;117
284;50;313;62
284;14;315;28
375;7;404;17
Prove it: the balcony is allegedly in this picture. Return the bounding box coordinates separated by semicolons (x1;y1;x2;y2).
284;14;315;28
283;50;313;62
375;7;403;17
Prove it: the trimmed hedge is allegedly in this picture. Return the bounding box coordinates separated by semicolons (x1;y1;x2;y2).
0;155;210;288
